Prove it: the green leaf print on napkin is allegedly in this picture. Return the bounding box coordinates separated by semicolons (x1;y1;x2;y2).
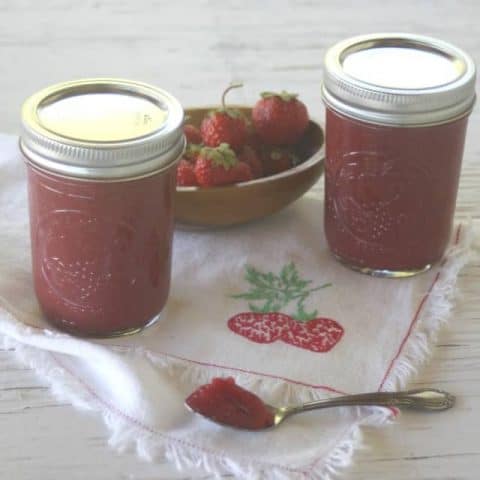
232;262;331;322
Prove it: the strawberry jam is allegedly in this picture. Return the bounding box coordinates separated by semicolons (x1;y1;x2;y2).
322;34;476;276
324;109;468;273
21;79;184;336
27;166;176;336
185;377;274;430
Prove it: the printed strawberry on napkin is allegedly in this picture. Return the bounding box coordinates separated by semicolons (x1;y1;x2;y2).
0;133;473;480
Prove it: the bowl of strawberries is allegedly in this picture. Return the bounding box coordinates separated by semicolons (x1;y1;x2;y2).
175;84;324;227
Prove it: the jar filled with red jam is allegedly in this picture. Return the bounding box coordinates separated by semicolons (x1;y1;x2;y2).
322;34;476;277
20;79;185;336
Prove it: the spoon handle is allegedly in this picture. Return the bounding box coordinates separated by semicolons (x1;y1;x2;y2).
294;389;455;414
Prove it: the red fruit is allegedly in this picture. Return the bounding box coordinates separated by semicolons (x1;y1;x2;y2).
185;377;274;430
252;91;309;146
200;84;248;151
245;130;262;150
233;161;253;183
281;318;344;353
184;124;202;144
176;159;198;187
262;147;297;176
194;143;239;187
295;123;317;159
238;146;263;178
201;113;247;151
228;312;292;344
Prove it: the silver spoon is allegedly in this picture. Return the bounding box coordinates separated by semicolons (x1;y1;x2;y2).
186;388;455;431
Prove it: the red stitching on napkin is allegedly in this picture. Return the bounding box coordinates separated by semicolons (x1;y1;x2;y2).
25;225;463;400
114;349;397;417
142;350;349;395
378;224;462;391
49;352;306;476
34;225;462;478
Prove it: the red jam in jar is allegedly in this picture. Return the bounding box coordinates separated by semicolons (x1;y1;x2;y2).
322;34;476;277
20;79;185;336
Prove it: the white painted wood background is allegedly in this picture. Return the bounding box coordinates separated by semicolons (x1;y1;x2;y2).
1;1;479;479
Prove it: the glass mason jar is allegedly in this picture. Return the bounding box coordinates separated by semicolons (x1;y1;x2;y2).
322;34;476;277
20;79;185;336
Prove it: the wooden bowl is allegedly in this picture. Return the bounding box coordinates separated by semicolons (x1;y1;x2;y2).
175;106;324;227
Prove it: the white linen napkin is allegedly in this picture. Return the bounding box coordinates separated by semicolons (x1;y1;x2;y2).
0;133;473;480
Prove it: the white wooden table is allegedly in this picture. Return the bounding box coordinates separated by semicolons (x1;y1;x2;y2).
1;1;479;478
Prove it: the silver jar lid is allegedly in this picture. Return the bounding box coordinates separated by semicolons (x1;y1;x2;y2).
20;78;185;180
322;33;476;126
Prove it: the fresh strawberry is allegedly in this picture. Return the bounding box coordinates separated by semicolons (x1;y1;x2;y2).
176;159;198;186
194;143;239;187
262;147;297;176
228;312;292;344
201;112;247;152
238;146;263;178
200;84;248;151
295;123;317;159
184;123;202;144
281;318;344;353
252;91;309;146
233;162;253;183
245;128;262;150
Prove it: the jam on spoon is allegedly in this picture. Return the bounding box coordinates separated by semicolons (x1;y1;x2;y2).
185;377;275;430
185;377;455;431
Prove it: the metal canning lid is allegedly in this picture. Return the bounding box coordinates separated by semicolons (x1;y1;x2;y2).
20;78;185;179
322;33;476;126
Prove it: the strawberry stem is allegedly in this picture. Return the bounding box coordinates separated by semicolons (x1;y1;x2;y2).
221;82;244;110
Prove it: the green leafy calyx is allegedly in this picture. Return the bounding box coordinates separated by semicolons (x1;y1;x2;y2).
200;143;237;169
210;107;245;120
260;90;299;102
185;144;202;157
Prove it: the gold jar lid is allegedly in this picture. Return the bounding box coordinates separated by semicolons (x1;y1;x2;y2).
20;78;185;179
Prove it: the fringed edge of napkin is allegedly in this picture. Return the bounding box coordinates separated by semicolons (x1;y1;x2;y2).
0;222;475;480
381;222;475;392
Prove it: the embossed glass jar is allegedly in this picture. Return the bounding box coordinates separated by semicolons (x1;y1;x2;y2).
21;79;184;336
322;34;476;277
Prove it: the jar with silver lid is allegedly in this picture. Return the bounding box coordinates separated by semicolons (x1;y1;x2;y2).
20;78;185;336
322;33;476;277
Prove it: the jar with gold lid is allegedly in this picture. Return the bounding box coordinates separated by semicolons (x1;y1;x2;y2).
322;34;476;277
20;78;185;336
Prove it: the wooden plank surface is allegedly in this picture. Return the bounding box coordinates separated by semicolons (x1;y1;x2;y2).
1;1;479;478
